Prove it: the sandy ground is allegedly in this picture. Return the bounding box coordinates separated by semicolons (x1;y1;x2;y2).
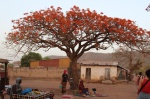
4;78;138;99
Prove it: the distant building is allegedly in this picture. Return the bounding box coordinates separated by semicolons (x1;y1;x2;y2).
13;61;21;68
30;58;71;69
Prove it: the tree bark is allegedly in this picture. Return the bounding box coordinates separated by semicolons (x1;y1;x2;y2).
128;60;142;81
69;59;79;90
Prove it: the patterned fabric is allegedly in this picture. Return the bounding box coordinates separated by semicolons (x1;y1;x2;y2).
61;82;67;93
11;92;54;99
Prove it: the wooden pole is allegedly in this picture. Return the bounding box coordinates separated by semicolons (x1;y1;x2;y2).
4;62;8;85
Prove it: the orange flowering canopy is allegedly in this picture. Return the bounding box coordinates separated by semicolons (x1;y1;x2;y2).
6;6;147;58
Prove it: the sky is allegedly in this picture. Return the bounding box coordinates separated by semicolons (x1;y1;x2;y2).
0;0;150;62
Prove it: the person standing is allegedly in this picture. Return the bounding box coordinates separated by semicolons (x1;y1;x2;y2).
138;69;150;99
136;72;144;86
61;70;68;93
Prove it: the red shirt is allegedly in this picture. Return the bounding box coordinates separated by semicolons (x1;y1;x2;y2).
141;79;150;94
79;83;85;91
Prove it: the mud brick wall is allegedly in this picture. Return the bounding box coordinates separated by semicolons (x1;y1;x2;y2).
8;67;66;79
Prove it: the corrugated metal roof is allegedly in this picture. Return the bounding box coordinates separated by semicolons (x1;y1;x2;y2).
79;61;129;71
117;65;130;71
79;61;118;66
0;58;10;63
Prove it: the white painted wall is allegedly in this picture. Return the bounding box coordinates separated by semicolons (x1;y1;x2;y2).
80;65;117;80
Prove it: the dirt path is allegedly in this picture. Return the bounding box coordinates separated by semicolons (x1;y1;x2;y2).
4;78;138;99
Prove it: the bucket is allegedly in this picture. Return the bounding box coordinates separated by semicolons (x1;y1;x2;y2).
59;84;62;89
72;90;79;96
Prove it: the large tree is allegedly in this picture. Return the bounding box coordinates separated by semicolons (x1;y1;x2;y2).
43;56;51;60
113;46;143;81
5;6;148;89
134;32;150;54
21;52;42;67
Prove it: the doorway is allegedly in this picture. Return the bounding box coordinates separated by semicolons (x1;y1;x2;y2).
105;68;110;80
85;68;91;79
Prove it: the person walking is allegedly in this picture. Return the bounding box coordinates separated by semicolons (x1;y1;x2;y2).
138;69;150;99
61;70;68;93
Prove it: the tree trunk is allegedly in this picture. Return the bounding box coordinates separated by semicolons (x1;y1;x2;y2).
129;70;133;81
128;59;132;81
69;59;79;90
128;60;142;81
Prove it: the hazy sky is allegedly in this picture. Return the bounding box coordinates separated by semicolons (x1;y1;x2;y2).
0;0;150;62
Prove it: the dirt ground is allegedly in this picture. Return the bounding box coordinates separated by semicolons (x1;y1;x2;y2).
4;78;138;99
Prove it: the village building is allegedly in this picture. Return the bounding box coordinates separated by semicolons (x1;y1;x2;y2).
79;61;129;83
30;58;71;69
12;61;21;68
11;58;129;83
